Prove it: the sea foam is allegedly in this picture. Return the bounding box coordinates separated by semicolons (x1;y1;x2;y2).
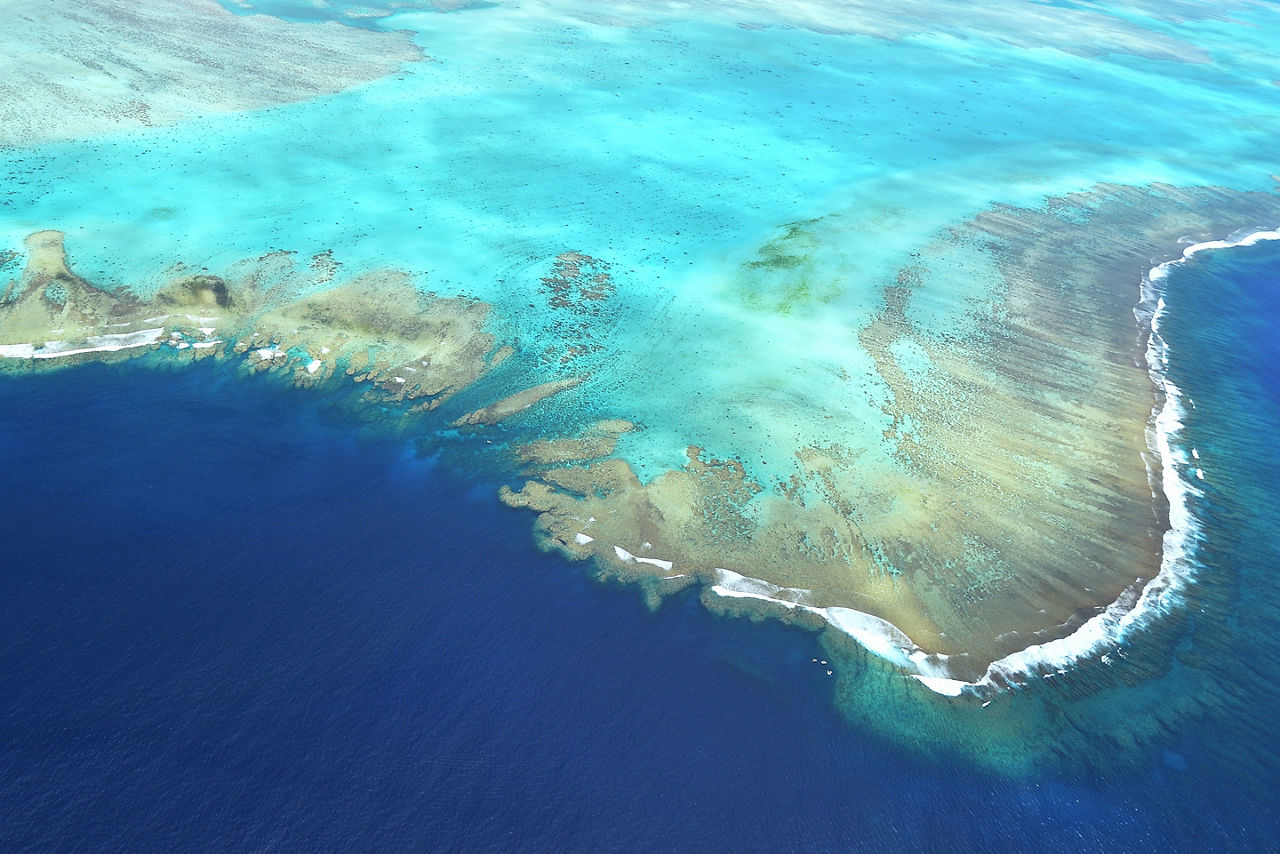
0;328;166;360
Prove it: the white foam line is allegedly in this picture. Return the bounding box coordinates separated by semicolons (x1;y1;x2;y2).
913;675;969;697
1148;228;1280;283
711;585;804;608
709;566;1095;697
709;569;956;684
2;327;229;359
0;327;166;360
1138;232;1279;578
710;568;809;606
613;544;675;572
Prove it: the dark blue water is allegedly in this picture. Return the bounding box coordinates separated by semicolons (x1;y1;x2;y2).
1145;236;1280;803
1;288;1278;852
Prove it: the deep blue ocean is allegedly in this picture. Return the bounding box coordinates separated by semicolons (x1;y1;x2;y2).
2;241;1279;851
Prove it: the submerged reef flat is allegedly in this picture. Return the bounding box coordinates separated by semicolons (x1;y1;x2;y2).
0;0;422;146
504;184;1280;701
0;232;581;426
573;0;1227;62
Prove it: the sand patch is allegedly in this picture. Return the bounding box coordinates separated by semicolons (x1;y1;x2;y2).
0;0;423;146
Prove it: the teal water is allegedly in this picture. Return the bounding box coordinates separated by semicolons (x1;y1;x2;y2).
6;0;1280;482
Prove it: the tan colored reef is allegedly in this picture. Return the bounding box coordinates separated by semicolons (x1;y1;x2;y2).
454;376;588;427
502;184;1280;681
0;232;584;426
515;419;635;465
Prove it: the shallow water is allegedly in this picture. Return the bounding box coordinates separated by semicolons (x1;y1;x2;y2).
7;0;1279;482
